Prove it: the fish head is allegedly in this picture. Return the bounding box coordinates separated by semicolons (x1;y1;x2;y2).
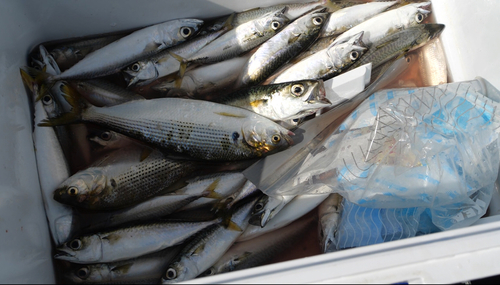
272;80;331;121
399;2;432;28
162;260;190;283
88;130;128;150
50;47;84;70
54;235;102;263
298;7;329;34
249;195;288;227
160;19;204;46
257;7;290;36
319;216;336;252
327;32;367;69
241;121;294;156
64;264;108;283
123;60;158;87
54;170;108;208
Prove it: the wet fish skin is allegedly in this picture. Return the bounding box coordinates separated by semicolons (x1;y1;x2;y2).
53;147;198;211
217;80;330;121
64;246;181;284
318;193;343;252
347;23;445;73
161;197;258;283
240;8;329;86
184;9;290;66
332;2;432;47
54;219;219;264
50;19;204;80
41;92;294;161
203;214;315;276
213;180;260;213
271;32;366;84
69;79;145;107
123;25;230;87
249;194;295;228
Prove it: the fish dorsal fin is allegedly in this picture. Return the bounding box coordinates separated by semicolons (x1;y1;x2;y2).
214;112;247;118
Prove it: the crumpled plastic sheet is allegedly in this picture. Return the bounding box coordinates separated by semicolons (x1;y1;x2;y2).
270;79;500;231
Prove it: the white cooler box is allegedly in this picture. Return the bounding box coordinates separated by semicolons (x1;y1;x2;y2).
1;0;500;283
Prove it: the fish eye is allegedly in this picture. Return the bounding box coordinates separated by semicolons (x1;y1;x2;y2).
271;21;281;30
291;84;305;96
180;27;194;38
312;16;323;26
100;131;112;141
271;134;281;144
42;95;53;105
415;13;424;23
165;268;177;280
206;268;215;276
292;118;299;123
69;239;82;250
350;51;359;61
76;267;90;279
67;187;78;196
131;63;141;72
254;202;264;211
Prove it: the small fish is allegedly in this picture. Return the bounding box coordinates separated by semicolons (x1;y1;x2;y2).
240;8;329;86
321;1;398;37
346;24;445;74
271;32;366;83
40;86;294;161
54;219;219;264
174;8;290;76
64;246;181;284
53;147;198;211
69;79;145;107
238;193;329;242
249;194;296;227
123;17;232;87
318;193;343;252
218;80;330;121
49;19;203;80
203;213;315;276
162;196;258;283
332;2;432;47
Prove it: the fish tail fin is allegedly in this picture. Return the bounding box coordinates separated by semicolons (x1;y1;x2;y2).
38;84;84;127
226;220;243;232
201;178;224;199
168;51;187;87
223;12;235;31
20;66;52;101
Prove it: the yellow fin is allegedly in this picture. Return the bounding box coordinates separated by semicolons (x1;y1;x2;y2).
111;263;133;274
191;243;206;256
202;178;224;199
227;221;243;232
214;112;246;118
249;99;267;108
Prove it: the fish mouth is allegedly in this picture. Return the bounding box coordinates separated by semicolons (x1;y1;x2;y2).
312;81;332;105
54;250;76;261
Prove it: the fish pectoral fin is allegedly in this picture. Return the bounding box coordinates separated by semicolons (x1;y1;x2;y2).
249;99;267;108
144;42;163;53
214;112;247;118
227;221;243;232
289;33;302;44
191;243;206;256
110;263;134;274
100;233;121;244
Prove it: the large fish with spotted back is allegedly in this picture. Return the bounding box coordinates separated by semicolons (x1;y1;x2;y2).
39;85;293;161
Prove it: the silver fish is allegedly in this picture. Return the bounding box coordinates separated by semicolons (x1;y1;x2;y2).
318;193;343;253
40;91;294;161
176;9;289;69
332;2;432;47
69;79;145;107
203;213;314;276
123;20;231;87
64;246;181;284
50;19;203;80
162;197;257;283
21;70;75;246
321;1;398;37
213;180;260;213
54;219;219;264
240;8;329;86
53;147;198;210
249;194;296;228
271;32;366;83
217;80;330;121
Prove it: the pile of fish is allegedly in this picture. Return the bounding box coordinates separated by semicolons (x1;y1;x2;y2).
20;0;445;283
